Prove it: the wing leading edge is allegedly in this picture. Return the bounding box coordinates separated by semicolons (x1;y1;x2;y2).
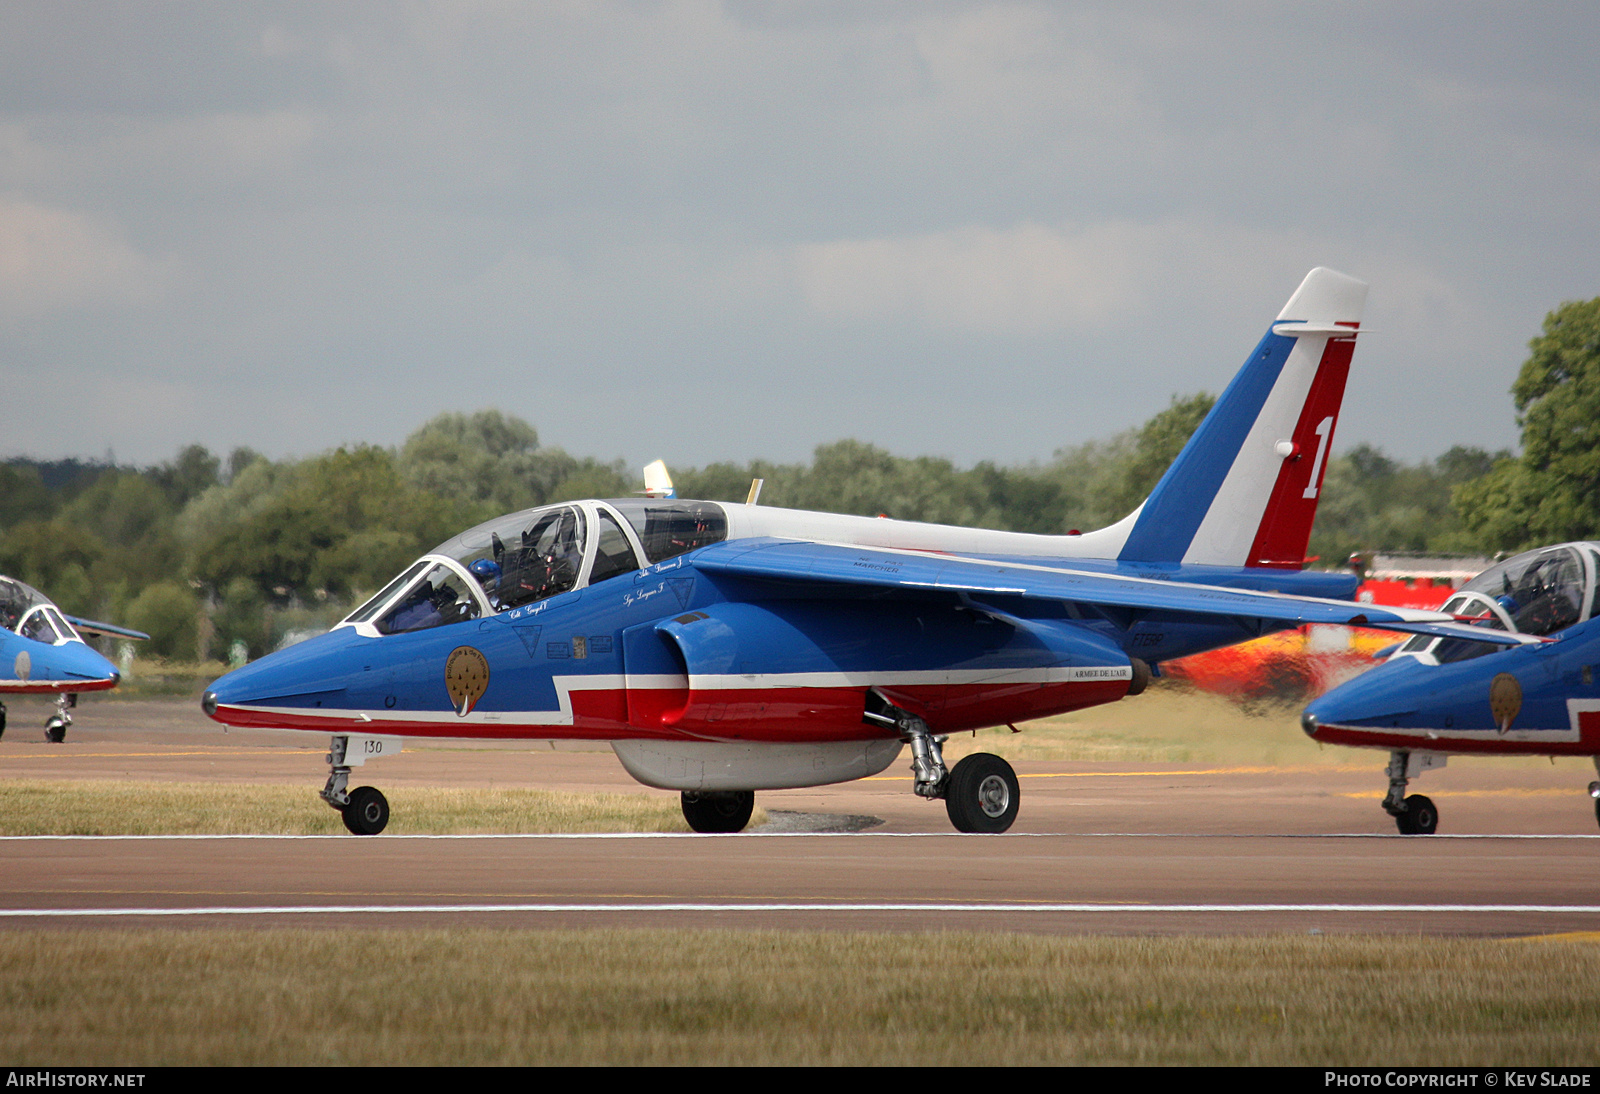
65;616;150;642
690;539;1534;647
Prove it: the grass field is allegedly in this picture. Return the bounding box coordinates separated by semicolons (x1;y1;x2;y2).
942;682;1330;766
5;687;1595;1065
0;779;717;835
2;929;1597;1065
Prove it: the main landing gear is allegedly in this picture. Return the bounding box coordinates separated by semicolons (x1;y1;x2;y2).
1382;750;1443;835
681;790;755;833
867;690;1021;833
321;733;400;835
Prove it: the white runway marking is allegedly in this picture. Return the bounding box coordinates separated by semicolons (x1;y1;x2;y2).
3;902;1600;919
2;831;1598;842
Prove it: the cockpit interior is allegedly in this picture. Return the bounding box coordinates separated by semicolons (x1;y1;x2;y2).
1394;542;1599;664
340;499;728;637
0;577;82;647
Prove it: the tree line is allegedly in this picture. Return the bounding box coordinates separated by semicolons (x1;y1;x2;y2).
4;297;1597;660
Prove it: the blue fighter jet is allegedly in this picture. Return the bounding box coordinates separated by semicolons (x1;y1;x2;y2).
0;576;147;741
202;268;1523;835
1304;542;1600;834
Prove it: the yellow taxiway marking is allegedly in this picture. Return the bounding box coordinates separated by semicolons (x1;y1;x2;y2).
1342;788;1576;800
866;765;1364;782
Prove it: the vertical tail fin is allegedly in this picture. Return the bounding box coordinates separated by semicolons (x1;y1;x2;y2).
1113;267;1367;568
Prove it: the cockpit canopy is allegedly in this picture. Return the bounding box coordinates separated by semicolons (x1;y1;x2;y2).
0;577;81;646
1396;542;1600;663
341;499;728;637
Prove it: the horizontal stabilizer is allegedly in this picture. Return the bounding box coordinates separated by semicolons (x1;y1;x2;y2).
66;615;150;642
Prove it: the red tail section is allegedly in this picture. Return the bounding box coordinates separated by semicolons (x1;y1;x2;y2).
1245;329;1357;569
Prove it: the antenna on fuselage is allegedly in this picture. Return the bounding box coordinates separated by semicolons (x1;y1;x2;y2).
642;459;676;499
745;479;764;506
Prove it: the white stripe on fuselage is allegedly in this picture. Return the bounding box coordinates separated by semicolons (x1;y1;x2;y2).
1321;721;1581;746
222;665;1131;730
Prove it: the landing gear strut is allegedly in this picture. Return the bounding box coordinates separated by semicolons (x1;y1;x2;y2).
1382;750;1443;835
866;690;1020;833
681;790;755;833
321;733;399;835
43;693;74;743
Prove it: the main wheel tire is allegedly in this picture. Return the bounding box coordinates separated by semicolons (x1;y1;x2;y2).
681;790;755;834
43;716;66;743
341;785;390;835
1395;793;1438;835
945;752;1020;833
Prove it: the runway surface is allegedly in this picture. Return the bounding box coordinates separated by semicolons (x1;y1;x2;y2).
4;697;1600;935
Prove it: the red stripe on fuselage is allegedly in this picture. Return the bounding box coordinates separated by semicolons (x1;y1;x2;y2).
213;677;1132;743
1311;722;1600;756
0;677;118;695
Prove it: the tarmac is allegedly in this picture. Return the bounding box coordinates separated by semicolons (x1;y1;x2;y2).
3;696;1599;935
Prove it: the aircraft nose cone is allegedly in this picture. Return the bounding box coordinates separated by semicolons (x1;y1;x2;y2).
1300;709;1319;739
201;690;218;718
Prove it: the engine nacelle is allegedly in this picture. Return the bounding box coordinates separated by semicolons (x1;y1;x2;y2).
622;599;1134;742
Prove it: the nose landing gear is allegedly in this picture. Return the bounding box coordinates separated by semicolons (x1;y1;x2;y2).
321;733;402;835
1382;750;1444;835
43;694;75;742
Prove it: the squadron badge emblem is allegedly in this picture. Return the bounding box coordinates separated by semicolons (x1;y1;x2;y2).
445;646;490;717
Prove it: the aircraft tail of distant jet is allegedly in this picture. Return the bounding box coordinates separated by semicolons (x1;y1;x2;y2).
1101;266;1366;570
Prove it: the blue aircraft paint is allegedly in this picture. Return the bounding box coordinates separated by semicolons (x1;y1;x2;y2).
1118;329;1296;563
1306;624;1599;743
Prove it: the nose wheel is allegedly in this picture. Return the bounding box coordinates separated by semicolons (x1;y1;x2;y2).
1383;751;1445;835
341;786;390;835
43;694;74;742
1393;794;1438;835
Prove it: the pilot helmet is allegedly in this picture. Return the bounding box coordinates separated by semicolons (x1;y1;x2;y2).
1496;593;1519;616
469;558;502;585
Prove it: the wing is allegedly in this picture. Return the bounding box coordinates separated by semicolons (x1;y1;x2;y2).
691;539;1536;647
65;616;151;641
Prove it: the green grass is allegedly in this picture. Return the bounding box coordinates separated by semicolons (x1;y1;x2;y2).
0;779;740;835
1;929;1596;1065
934;681;1331;766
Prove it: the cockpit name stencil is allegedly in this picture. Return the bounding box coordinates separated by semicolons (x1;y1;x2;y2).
445;646;490;717
624;582;666;609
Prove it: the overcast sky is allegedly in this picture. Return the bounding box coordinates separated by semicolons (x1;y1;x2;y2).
3;2;1596;473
